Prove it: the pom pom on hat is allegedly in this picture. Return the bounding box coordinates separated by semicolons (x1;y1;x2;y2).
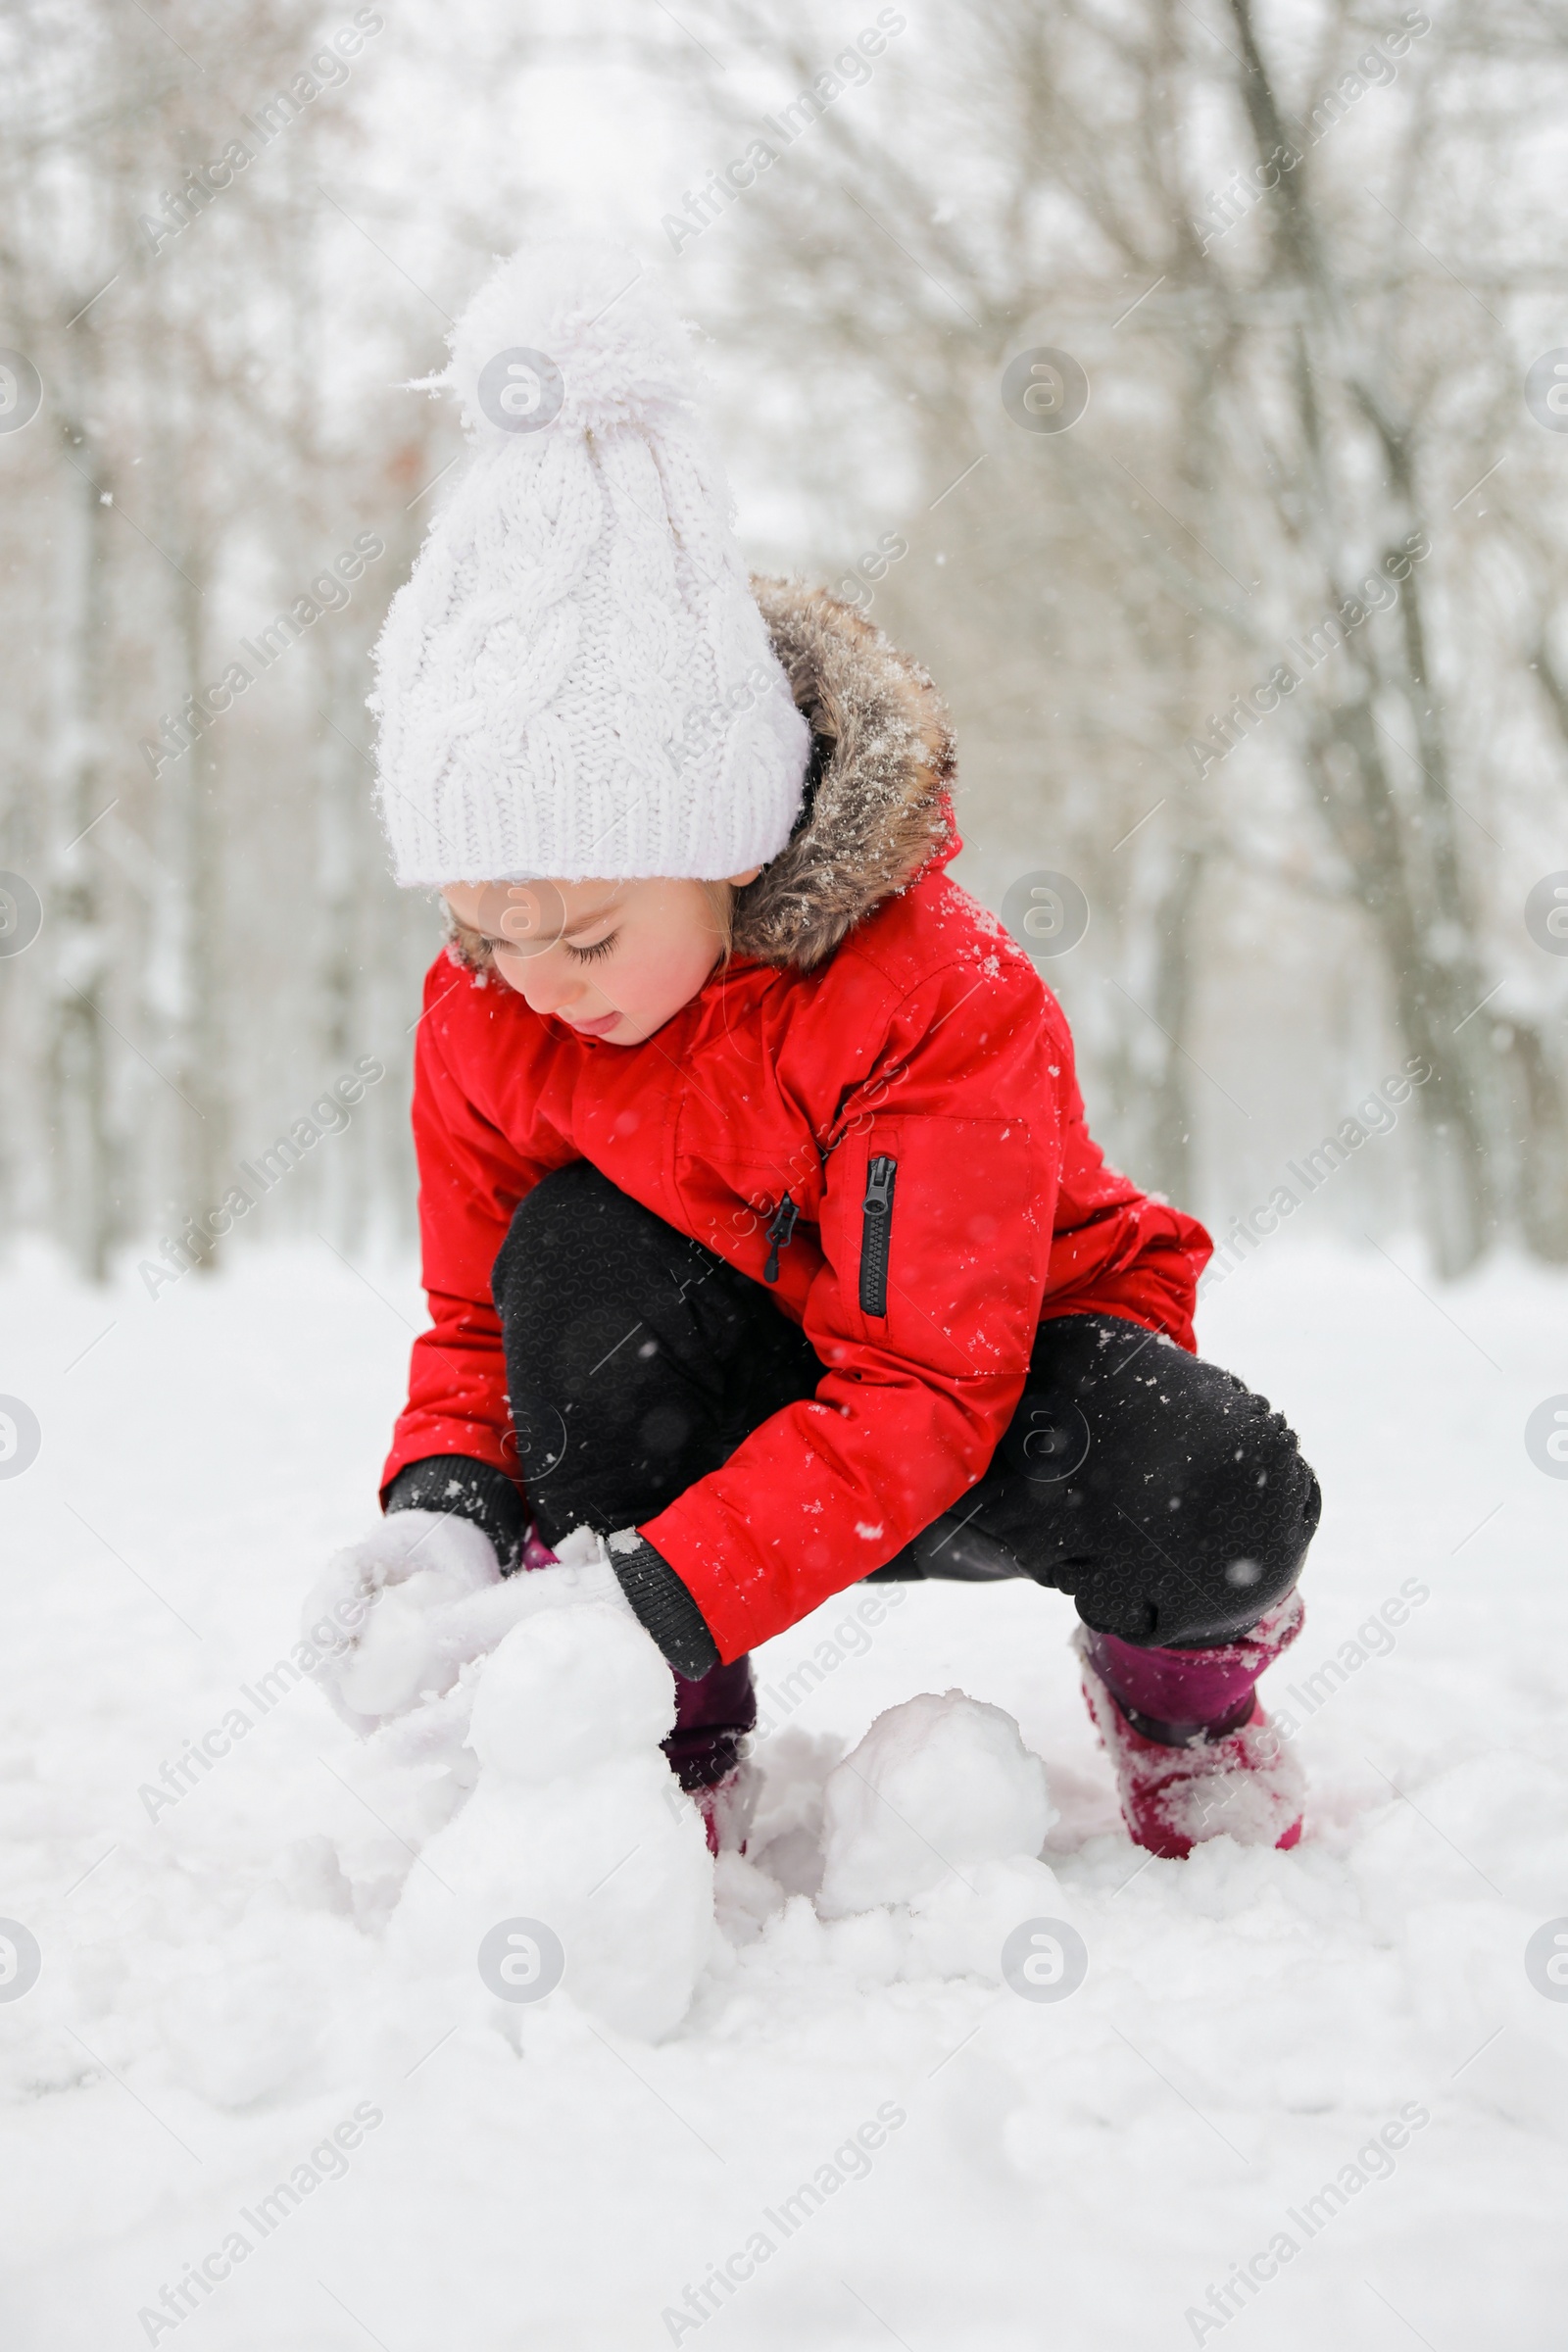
437;241;699;441
370;239;809;889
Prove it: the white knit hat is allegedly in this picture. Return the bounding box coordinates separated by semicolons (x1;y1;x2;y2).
369;240;810;886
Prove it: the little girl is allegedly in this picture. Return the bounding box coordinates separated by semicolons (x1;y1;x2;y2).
338;242;1318;1861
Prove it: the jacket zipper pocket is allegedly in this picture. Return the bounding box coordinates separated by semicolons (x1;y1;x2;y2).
859;1155;897;1315
763;1191;799;1284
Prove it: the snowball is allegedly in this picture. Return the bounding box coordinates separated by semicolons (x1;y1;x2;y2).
467;1601;675;1784
817;1690;1056;1919
395;1748;711;2041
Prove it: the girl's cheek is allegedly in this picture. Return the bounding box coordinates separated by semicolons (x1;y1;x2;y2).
638;935;708;1009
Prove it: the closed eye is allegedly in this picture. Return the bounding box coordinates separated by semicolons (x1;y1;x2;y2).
482;928;619;962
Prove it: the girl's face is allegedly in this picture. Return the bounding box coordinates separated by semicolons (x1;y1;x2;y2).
441;872;759;1046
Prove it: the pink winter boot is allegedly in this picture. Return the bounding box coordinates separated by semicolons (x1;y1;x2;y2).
692;1763;760;1857
1073;1592;1306;1859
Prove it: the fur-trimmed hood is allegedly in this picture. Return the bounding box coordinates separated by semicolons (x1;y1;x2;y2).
731;579;956;971
443;580;956;975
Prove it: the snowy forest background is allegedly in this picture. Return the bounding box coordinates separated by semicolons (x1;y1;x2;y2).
3;0;1568;1290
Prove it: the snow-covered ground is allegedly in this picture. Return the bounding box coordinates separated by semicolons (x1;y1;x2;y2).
2;1237;1565;2350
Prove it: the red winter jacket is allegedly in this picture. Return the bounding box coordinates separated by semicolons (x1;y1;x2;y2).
383;581;1211;1663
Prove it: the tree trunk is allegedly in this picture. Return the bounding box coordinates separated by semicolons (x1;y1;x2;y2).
1228;0;1504;1270
47;322;115;1281
165;538;226;1259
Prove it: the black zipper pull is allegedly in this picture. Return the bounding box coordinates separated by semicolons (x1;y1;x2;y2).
762;1191;799;1283
859;1155;897;1315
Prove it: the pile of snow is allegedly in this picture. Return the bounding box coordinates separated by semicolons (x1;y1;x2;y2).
308;1513;716;2044
325;1541;1068;2035
817;1690;1056;1917
389;1553;713;2042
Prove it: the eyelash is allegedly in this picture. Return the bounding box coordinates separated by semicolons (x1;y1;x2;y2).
486;930;619;963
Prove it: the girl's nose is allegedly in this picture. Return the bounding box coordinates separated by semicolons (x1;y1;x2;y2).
519;955;583;1017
